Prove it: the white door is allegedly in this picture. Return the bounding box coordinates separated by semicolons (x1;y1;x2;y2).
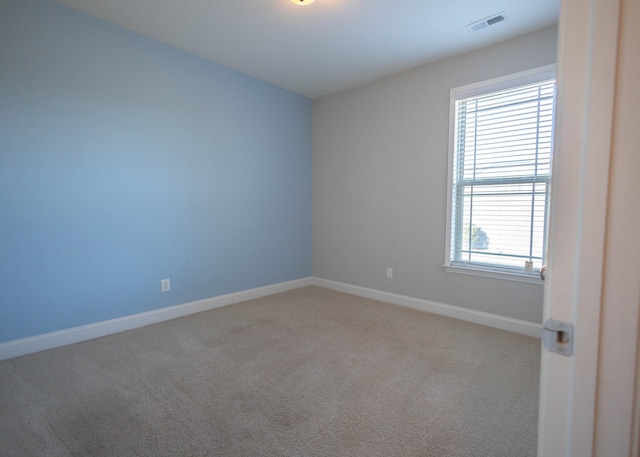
537;0;640;455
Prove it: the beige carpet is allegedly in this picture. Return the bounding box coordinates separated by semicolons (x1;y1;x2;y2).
0;286;540;456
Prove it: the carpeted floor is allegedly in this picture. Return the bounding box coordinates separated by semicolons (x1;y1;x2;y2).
0;286;540;456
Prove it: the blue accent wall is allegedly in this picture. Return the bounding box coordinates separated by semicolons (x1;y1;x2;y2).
0;0;313;343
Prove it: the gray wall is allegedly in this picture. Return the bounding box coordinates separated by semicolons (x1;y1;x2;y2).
312;26;558;324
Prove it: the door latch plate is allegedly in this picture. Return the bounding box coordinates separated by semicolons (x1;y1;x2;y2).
542;319;574;356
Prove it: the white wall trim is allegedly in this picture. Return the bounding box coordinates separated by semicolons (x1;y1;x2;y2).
310;277;543;338
1;275;541;361
0;277;314;361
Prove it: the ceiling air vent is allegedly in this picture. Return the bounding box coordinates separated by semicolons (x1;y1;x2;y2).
466;12;508;32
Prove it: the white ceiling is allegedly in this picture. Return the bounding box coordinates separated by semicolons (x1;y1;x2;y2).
52;0;560;99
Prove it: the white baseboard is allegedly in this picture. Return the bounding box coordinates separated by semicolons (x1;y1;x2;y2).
310;277;543;338
0;276;541;361
0;277;314;361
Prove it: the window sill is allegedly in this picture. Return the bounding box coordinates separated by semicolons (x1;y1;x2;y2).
444;264;544;285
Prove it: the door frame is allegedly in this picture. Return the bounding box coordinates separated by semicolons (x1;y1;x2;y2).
537;0;640;455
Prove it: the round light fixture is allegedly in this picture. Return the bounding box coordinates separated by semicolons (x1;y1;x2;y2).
291;0;315;5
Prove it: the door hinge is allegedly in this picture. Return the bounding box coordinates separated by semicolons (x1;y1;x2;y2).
542;319;574;356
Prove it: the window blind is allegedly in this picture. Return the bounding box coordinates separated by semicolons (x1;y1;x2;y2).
450;79;555;275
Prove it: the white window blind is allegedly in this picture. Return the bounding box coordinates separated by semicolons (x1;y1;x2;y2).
447;69;556;279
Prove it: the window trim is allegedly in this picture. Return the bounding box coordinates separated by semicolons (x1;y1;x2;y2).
444;64;556;284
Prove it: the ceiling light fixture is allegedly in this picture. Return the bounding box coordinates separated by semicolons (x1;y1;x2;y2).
291;0;315;5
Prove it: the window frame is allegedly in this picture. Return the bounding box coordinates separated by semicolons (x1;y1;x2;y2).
444;64;556;284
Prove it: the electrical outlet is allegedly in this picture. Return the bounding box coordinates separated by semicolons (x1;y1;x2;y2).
386;267;393;279
161;278;170;292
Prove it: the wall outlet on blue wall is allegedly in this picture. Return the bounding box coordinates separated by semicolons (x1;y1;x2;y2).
161;279;171;292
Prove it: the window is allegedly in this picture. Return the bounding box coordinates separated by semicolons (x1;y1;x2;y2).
444;65;556;283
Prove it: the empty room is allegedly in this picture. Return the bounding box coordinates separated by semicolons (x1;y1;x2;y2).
1;0;638;456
